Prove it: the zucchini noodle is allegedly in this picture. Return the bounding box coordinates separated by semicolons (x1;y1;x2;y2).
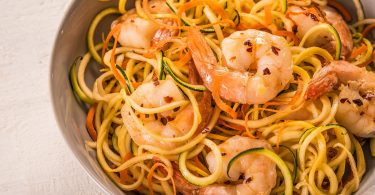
69;0;375;194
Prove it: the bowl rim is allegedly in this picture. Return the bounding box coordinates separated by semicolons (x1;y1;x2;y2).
49;0;112;194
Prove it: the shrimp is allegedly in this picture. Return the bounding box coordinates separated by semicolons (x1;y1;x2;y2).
288;5;353;57
306;61;375;137
121;76;212;149
204;136;277;194
112;0;177;49
323;6;353;57
148;0;178;47
121;79;192;150
158;136;277;194
188;61;213;131
188;28;293;104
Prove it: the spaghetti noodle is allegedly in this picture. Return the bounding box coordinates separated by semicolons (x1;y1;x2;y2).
70;0;375;194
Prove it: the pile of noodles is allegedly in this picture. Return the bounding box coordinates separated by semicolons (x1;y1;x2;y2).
69;0;375;194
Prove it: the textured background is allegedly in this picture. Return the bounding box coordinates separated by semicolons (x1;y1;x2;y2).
0;0;104;194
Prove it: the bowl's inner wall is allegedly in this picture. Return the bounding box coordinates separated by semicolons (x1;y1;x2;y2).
51;0;375;194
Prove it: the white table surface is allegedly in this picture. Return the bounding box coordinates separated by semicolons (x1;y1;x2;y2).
0;1;105;194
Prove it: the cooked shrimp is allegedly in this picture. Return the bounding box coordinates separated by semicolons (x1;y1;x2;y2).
336;82;375;137
148;0;178;47
121;76;212;149
188;28;293;104
204;136;276;194
287;6;324;38
163;136;277;194
121;79;193;150
288;5;353;57
306;61;375;99
306;61;375;137
112;0;177;49
112;10;159;48
323;6;353;56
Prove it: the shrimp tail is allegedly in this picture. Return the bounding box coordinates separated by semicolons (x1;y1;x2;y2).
187;28;217;90
305;71;338;100
151;19;178;47
305;61;369;100
189;61;213;131
152;157;201;195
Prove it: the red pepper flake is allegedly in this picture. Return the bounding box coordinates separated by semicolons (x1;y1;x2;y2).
244;40;252;46
244;40;253;52
164;96;173;103
360;112;365;116
340;98;348;103
161;117;168;125
271;46;280;55
353;99;363;106
166;116;175;122
292;25;298;33
173;107;180;112
310;13;318;21
201;127;210;134
221;152;227;156
244;177;253;183
263;68;271;75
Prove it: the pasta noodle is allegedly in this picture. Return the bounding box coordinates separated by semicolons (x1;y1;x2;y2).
68;0;375;194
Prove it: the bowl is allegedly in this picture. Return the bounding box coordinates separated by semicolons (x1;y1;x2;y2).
50;0;375;194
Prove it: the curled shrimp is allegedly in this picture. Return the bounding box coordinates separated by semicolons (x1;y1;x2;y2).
160;136;277;194
121;76;212;150
204;136;277;194
188;28;293;104
112;0;177;49
288;5;353;57
121;79;193;150
306;61;375;137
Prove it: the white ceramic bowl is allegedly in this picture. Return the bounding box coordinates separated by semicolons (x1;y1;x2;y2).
51;0;375;194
